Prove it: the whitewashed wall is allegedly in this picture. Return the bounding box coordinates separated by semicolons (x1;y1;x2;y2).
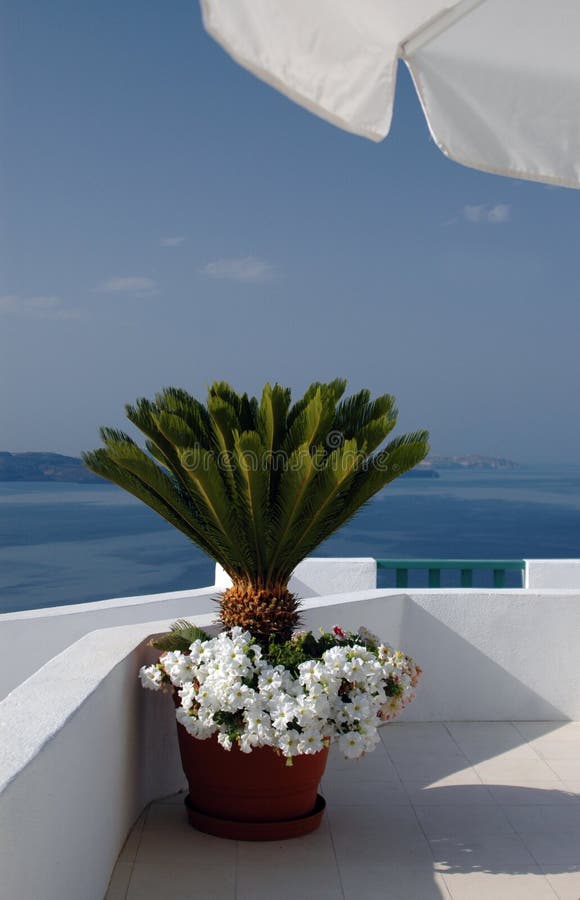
302;589;580;721
215;558;376;594
5;558;580;702
2;586;580;900
525;558;580;589
0;558;376;701
0;586;218;701
0;616;190;900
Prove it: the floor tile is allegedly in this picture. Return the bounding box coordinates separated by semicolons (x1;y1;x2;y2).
322;776;410;805
531;742;580;761
401;769;484;788
414;804;515;839
488;784;579;806
519;833;580;866
503;804;580;835
137;802;237;865
104;811;147;900
448;723;526;739
380;723;453;742
236;871;343;900
326;745;398;781
430;834;538;873
383;733;464;758
328;801;424;841
104;724;580;900
560;781;580;799
405;783;495;806
545;761;580;781
388;748;470;766
442;870;558;899
338;862;451;899
515;724;580;743
544;870;580;900
116;810;147;864
394;762;483;784
126;859;236;900
329;804;429;863
236;827;342;900
236;820;334;867
104;860;133;900
474;759;561;784
447;724;538;763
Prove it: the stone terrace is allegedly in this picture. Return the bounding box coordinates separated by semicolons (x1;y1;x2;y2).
105;721;580;900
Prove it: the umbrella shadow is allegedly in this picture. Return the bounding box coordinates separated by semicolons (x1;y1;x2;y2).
414;783;580;877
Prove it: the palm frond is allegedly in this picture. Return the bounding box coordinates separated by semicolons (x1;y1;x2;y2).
83;380;429;600
150;619;210;652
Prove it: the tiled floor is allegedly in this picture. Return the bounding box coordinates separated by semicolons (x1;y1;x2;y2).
105;722;580;900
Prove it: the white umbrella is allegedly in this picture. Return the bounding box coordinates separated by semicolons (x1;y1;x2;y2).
200;0;580;189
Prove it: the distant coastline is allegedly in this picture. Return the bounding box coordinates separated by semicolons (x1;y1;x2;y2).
402;455;522;479
0;451;522;484
0;452;102;484
426;454;521;471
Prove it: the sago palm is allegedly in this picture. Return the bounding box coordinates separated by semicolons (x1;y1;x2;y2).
83;380;428;642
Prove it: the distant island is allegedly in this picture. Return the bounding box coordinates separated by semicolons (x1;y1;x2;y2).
401;466;440;479
426;455;521;471
0;452;102;483
0;451;522;484
403;455;520;479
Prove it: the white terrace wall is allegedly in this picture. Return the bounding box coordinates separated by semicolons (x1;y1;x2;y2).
304;589;580;721
1;587;580;900
525;558;580;590
5;557;580;703
0;615;191;900
215;557;376;595
0;585;218;702
0;558;376;701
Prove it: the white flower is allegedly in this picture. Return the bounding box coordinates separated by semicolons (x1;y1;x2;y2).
278;730;301;757
223;683;252;711
162;651;194;686
189;640;208;664
179;682;197;711
297;729;326;755
217;732;233;751
239;734;255;754
344;692;373;723
139;664;165;691
270;697;296;731
259;666;284;692
339;731;366;759
140;626;420;759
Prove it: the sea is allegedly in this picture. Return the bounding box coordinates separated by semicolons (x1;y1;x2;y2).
1;466;580;614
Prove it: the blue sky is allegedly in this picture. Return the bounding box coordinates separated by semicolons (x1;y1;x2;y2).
1;1;579;462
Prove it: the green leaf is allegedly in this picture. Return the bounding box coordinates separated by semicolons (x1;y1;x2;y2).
150;620;210;652
83;380;429;601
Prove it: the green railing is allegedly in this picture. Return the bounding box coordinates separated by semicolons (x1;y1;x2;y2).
376;559;526;589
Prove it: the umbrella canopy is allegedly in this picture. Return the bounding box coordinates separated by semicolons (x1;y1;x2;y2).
200;0;580;189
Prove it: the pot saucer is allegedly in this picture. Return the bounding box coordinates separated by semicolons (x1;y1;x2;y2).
184;793;326;841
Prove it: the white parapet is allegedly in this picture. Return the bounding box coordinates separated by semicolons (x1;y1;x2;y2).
525;559;580;589
2;586;580;900
0;585;220;702
301;588;580;721
0;615;194;900
215;557;377;595
0;559;377;702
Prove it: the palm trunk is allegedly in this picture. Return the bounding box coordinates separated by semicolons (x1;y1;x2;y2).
218;580;301;643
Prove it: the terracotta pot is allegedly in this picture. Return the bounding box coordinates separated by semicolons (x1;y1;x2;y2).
174;719;329;840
